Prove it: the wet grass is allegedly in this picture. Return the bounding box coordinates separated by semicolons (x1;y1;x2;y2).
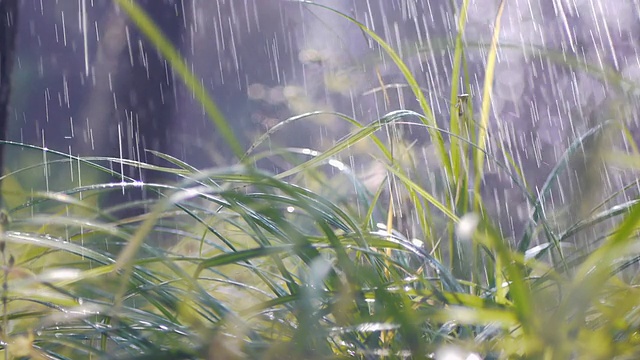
1;0;640;359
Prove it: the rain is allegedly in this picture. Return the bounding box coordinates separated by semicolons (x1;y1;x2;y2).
7;1;635;240
1;0;640;356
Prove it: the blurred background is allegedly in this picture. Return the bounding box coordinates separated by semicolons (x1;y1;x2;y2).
7;0;640;241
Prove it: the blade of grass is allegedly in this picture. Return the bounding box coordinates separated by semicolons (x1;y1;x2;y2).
448;0;471;209
473;0;505;211
114;0;243;159
298;1;452;179
273;110;409;180
517;121;612;253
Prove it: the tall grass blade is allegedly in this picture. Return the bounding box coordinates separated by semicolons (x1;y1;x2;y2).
114;0;243;158
473;0;505;211
298;1;453;178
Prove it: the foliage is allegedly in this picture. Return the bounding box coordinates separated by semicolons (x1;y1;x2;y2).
1;1;640;359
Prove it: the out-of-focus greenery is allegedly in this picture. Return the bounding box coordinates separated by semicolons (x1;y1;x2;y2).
0;0;639;359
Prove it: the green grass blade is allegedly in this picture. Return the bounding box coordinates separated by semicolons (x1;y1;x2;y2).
517;121;611;253
114;0;243;159
273;110;409;179
299;1;452;178
448;0;471;204
473;0;505;211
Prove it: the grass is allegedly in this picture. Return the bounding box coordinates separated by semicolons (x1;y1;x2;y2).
1;0;640;359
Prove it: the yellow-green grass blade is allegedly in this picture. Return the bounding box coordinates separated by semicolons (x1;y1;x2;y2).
473;0;506;212
115;0;244;159
300;1;453;179
448;0;471;208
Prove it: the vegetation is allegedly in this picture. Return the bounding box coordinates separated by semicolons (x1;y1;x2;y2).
1;0;640;359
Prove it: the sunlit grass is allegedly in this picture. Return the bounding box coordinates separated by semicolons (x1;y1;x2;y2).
0;1;639;359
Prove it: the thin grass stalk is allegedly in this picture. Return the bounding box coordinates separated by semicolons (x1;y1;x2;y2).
448;0;470;204
114;0;244;159
473;0;506;212
300;1;453;178
1;244;7;360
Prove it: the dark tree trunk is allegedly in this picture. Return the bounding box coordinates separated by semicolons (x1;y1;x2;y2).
0;0;18;205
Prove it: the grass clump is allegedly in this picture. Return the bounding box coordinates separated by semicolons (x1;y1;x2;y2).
0;1;640;359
